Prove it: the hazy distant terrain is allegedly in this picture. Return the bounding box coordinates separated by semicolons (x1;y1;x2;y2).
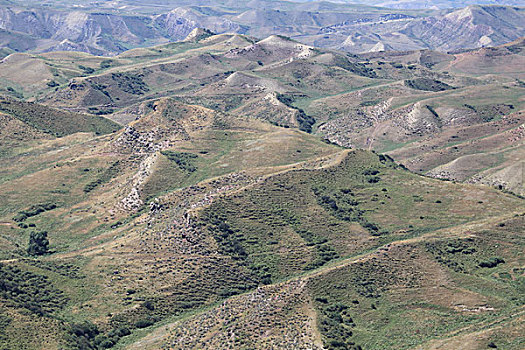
0;0;524;55
303;0;525;9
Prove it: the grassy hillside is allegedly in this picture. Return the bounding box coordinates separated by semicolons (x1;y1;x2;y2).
0;136;522;349
0;96;121;138
119;151;523;350
145;212;523;350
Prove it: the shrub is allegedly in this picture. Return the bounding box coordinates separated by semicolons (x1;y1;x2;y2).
13;203;57;222
111;72;149;95
70;321;99;339
100;60;113;69
367;176;381;183
27;231;49;256
0;263;68;315
405;78;454;92
78;65;95;75
143;300;155;311
275;93;316;133
478;257;505;268
161;151;198;173
116;327;131;337
135;318;154;329
363;169;379;176
67;321;100;349
296;110;316;133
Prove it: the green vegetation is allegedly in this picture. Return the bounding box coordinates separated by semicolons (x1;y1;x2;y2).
47;80;59;88
404;78;454;92
296;110;316;133
111;72;149;95
0;25;523;350
0;47;14;60
0;314;11;345
333;55;377;78
464;103;514;122
195;150;517;289
67;321;101;350
0;263;67;316
160;151;198;173
84;161;120;193
478;257;505;268
276;92;316;132
88;107;115;115
313;179;384;236
100;60;113;69
67;321;132;350
316;299;360;350
27;231;49;256
0;96;120;137
78;65;95;75
13;202;57;222
22;259;84;279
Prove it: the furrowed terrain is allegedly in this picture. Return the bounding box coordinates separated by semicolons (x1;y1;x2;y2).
0;29;523;350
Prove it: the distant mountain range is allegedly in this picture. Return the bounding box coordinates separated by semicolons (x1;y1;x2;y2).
0;1;524;55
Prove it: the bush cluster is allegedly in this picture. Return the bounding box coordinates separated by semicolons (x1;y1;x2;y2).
111;72;150;95
316;299;361;350
161;151;198;173
0;263;67;316
13;203;57;222
67;321;132;350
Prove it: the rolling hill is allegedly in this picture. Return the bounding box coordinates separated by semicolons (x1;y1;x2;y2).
1;29;520;196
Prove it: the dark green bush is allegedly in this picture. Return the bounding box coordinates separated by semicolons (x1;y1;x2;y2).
100;60;113;69
275;93;316;133
135;318;154;329
27;231;49;256
111;72;149;95
143;301;155;311
13;203;57;222
79;65;95;75
404;78;454;92
0;263;67;315
161;151;198;173
478;257;505;268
